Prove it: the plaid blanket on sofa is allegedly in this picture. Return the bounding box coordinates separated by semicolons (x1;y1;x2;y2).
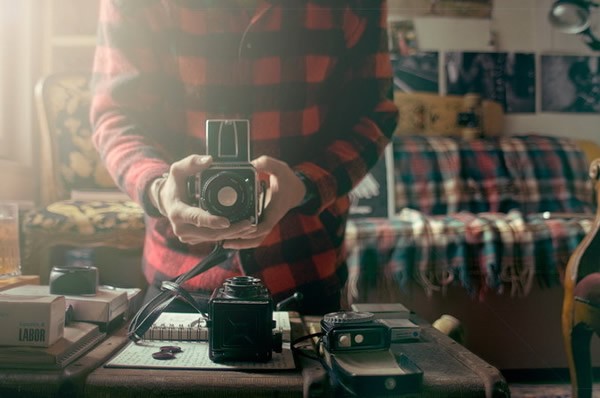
346;134;595;300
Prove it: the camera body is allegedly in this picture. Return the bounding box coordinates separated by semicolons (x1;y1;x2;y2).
207;276;282;362
320;311;422;396
189;119;259;225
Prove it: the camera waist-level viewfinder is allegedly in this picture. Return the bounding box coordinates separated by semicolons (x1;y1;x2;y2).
187;120;260;225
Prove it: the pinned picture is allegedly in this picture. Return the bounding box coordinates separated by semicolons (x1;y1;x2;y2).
391;52;439;93
388;0;493;18
389;19;419;56
541;55;600;113
445;52;536;113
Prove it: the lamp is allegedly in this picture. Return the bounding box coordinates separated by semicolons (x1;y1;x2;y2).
549;0;600;50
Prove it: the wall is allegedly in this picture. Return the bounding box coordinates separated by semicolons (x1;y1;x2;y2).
388;0;600;143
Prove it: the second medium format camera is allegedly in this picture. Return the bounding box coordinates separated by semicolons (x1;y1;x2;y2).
188;119;259;225
320;311;422;396
206;276;283;362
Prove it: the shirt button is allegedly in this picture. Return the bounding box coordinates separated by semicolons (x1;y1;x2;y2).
246;42;252;49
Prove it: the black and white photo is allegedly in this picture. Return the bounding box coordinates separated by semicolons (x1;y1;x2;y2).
541;55;600;113
392;52;439;93
445;52;536;113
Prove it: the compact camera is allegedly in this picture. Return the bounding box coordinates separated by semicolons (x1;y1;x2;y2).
320;311;422;396
188;120;259;225
206;276;283;362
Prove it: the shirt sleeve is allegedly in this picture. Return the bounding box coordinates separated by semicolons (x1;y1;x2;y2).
90;0;171;217
293;0;399;215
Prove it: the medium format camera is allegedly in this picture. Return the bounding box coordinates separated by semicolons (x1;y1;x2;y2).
320;311;422;396
206;276;283;362
188;119;259;225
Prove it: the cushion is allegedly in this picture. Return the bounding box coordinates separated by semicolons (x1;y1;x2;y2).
22;200;145;235
393;92;504;137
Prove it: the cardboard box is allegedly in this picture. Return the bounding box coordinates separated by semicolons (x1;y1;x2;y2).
0;294;65;347
2;285;128;325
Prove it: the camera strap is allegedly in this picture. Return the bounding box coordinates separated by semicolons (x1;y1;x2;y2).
127;243;235;341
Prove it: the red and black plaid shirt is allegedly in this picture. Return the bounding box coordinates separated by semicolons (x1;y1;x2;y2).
91;0;398;303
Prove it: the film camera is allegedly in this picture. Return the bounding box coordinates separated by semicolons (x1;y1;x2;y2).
206;276;283;362
188;119;260;225
319;311;422;396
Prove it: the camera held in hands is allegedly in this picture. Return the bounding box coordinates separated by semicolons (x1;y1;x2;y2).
206;276;283;362
188;119;259;225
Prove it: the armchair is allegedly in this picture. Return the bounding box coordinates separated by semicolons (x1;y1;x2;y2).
563;158;600;398
21;72;146;287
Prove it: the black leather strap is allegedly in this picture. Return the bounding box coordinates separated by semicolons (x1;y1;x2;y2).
127;243;234;341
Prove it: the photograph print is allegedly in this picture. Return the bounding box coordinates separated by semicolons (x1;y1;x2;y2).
445;51;536;113
391;52;439;93
389;18;419;56
541;55;600;113
389;0;493;19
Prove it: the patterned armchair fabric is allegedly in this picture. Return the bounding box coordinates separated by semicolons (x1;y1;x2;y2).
346;134;597;303
21;73;145;284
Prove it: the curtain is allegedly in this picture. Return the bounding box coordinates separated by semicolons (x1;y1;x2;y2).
0;0;40;162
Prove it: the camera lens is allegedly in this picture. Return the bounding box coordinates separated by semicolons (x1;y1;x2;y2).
223;276;264;298
200;170;254;222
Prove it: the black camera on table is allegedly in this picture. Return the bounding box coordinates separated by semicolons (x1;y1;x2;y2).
320;311;422;396
188;119;259;225
206;276;283;362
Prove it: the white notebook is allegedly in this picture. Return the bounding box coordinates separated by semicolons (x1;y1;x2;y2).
142;311;291;342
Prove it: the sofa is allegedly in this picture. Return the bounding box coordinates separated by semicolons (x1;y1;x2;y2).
342;133;600;370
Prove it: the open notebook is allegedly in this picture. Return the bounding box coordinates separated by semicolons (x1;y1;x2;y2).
141;311;291;342
105;311;295;370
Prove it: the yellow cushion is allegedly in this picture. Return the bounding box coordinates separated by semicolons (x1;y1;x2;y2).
22;200;145;235
393;92;504;137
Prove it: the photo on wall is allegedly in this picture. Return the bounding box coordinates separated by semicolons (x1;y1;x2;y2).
389;19;419;55
391;52;439;93
445;52;536;113
541;55;600;113
389;0;493;18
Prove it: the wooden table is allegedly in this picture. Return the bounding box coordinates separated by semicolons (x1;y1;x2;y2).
0;328;128;397
84;313;327;398
0;312;509;397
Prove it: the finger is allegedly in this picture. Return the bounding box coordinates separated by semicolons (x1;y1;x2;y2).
223;235;266;250
169;155;212;183
251;155;287;177
175;206;230;229
174;220;253;237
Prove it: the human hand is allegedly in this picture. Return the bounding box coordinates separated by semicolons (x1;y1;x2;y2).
222;156;306;250
156;155;257;245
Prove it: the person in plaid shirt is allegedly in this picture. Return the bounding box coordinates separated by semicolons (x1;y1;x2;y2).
91;0;398;314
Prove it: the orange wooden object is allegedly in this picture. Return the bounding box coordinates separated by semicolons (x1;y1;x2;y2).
562;158;600;398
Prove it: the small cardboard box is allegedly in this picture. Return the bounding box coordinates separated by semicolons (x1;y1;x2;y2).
0;294;65;347
2;285;128;325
